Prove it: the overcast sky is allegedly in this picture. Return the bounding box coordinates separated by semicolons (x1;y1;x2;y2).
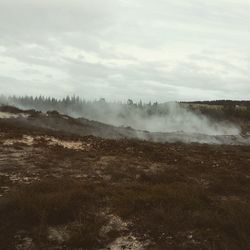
0;0;250;102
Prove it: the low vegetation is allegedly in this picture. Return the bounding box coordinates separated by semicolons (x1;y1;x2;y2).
1;175;250;249
0;104;250;249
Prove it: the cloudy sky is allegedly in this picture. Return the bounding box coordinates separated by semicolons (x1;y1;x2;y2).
0;0;250;102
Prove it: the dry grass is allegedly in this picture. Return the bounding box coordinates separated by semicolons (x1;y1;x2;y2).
0;179;107;249
1;176;250;249
1;126;250;249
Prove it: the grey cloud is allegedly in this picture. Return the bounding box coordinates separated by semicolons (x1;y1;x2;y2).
0;0;250;101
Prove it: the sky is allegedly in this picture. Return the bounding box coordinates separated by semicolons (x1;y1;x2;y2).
0;0;250;102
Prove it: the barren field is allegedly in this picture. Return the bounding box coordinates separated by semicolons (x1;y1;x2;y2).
0;116;250;250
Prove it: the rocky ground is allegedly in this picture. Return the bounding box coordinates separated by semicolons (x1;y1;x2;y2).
0;107;250;249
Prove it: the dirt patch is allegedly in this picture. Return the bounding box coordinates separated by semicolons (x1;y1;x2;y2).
107;234;146;250
46;136;91;151
0;112;29;119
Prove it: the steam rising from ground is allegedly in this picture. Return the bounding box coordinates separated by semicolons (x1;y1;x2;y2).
0;96;240;136
79;102;240;136
123;104;239;135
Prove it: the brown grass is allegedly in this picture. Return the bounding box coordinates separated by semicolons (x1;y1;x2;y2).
0;179;107;249
2;177;250;249
1;127;250;249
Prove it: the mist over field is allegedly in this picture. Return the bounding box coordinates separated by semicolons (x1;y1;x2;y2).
83;102;240;136
0;95;241;136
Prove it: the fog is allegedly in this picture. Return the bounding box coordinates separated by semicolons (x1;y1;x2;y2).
0;96;240;136
75;102;240;136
